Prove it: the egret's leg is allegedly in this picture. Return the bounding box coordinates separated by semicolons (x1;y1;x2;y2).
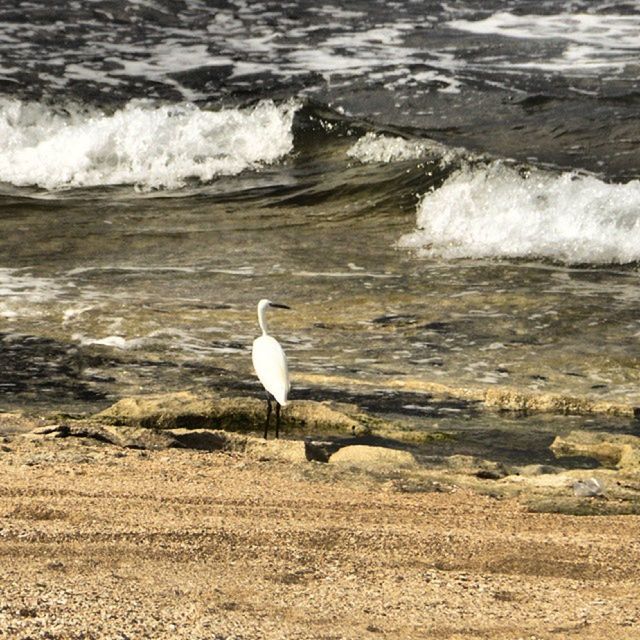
264;397;272;440
275;402;281;439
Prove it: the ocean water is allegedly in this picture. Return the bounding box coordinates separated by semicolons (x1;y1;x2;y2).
1;0;640;442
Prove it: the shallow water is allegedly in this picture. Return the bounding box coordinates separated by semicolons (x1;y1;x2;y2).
3;144;640;411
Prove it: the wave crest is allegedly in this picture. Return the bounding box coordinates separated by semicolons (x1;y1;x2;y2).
0;99;297;190
400;162;640;264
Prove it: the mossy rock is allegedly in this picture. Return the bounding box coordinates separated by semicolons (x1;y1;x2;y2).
94;391;369;435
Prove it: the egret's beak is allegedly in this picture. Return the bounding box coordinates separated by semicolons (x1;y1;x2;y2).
269;302;291;310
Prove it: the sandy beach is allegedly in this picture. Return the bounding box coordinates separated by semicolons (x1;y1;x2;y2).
1;429;640;640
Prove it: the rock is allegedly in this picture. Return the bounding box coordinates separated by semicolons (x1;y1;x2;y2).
304;439;344;463
371;314;417;325
94;392;368;435
58;424;116;444
23;423;74;441
303;436;372;463
26;423;177;450
550;431;640;470
290;401;370;436
29;424;64;436
94;392;228;429
444;455;508;479
115;427;178;450
246;438;307;463
168;428;306;462
296;373;636;418
475;469;507;481
304;433;428;463
573;477;606;498
511;464;563;477
329;445;417;469
506;472;574;490
168;428;231;451
23;421;307;461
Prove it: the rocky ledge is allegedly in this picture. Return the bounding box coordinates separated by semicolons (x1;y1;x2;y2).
94;391;372;435
4;392;640;515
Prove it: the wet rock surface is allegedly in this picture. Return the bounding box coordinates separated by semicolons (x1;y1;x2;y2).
297;373;639;418
484;388;634;417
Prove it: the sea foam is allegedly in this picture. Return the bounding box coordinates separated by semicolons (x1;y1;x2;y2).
0;268;67;319
400;162;640;264
447;12;640;74
0;99;297;190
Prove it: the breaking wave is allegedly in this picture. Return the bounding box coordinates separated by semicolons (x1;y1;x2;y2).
0;99;298;190
400;162;640;264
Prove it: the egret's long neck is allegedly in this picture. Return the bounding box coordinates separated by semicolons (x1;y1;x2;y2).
258;305;269;335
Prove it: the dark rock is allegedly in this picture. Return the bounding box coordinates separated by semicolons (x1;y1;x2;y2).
304;438;343;463
26;422;177;450
476;469;507;480
421;321;451;333
63;424;116;444
371;314;417;325
169;429;229;451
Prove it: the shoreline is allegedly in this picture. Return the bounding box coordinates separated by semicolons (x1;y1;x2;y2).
2;388;640;510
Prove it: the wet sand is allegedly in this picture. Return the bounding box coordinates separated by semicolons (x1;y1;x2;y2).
1;435;639;640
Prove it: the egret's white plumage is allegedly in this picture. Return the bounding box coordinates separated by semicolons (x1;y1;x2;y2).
252;298;290;438
252;334;289;406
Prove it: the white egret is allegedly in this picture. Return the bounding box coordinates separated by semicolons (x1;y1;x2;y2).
252;298;291;439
